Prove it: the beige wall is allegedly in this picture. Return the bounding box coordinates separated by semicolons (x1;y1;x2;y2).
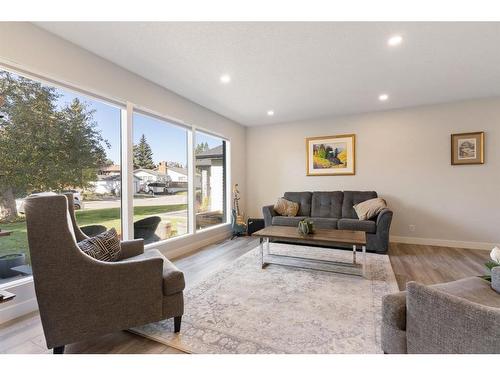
246;98;500;248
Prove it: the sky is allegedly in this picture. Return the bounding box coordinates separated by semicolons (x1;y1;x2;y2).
57;89;222;167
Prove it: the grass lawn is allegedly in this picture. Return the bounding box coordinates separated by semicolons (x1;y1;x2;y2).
0;204;187;264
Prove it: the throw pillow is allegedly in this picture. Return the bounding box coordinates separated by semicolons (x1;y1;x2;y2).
274;197;299;217
353;197;387;220
78;228;121;262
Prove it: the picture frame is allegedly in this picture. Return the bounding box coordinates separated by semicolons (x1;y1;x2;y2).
451;131;484;165
306;134;356;176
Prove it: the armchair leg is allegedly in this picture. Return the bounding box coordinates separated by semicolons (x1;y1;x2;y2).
53;346;65;354
174;316;182;333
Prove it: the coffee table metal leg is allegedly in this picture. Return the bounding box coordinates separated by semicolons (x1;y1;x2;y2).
352;244;357;264
261;237;269;268
362;245;366;277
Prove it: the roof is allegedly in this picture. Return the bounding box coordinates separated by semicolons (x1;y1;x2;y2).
133;168;166;177
195;145;224;159
168;166;188;176
100;164;121;172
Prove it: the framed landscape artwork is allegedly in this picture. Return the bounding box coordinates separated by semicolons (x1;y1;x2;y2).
451;131;484;165
306;134;355;176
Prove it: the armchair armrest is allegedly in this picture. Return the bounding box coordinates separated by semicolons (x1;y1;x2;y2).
406;281;500;353
262;205;278;226
381;291;408;354
118;239;144;260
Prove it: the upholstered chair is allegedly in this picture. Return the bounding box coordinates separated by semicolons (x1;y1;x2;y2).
24;194;185;354
381;277;500;354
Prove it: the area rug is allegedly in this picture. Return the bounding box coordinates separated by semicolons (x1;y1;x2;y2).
130;243;399;353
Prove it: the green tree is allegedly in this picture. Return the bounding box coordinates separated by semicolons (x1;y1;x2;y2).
195;141;209;155
0;71;109;221
133;134;155;169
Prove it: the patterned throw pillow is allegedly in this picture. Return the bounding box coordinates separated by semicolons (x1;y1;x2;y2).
274;197;300;217
78;228;121;262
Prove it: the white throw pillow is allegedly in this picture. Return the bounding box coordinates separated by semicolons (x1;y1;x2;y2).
353;198;387;220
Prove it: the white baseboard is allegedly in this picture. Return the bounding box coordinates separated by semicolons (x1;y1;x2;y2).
0;297;38;325
390;235;495;250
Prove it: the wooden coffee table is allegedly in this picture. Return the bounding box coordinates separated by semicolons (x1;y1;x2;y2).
252;226;367;277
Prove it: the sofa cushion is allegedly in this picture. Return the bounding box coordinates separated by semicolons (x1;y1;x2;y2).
273;197;299;217
342;191;378;219
284;192;312;217
272;216;307;227
124;249;185;296
338;218;376;233
310;217;338;229
311;191;343;218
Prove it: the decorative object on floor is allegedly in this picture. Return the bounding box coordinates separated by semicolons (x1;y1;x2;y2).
24;194;184;354
381;277;500;354
231;183;246;239
0;253;26;279
133;216;161;244
297;218;314;235
263;191;393;253
131;243;398;354
80;224;107;237
306;134;355;176
451;131;484;165
246;217;265;236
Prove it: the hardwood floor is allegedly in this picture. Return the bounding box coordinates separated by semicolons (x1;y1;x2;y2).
0;237;490;354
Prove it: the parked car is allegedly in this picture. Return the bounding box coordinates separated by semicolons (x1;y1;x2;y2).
146;182;167;195
17;191;83;214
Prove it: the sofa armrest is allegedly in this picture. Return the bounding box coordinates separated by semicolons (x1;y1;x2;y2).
118;239;145;260
406;281;500;353
262;205;278;226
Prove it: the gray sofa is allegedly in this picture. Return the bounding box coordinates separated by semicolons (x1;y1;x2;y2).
382;277;500;353
262;191;393;253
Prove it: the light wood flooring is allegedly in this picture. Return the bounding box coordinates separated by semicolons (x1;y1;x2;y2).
0;237;490;354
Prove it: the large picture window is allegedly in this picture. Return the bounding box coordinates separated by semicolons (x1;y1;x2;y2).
132;112;189;244
195;131;227;230
0;67;231;287
0;69;122;284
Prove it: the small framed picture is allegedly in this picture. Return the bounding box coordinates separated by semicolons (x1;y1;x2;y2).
451;131;484;165
306;134;355;176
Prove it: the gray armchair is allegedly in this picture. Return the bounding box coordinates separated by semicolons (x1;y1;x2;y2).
24;194;185;354
381;277;500;354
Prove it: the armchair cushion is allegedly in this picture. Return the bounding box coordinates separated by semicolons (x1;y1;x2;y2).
78;228;121;261
124;249;185;296
118;239;145;260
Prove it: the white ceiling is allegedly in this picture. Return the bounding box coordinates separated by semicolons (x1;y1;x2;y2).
36;22;500;126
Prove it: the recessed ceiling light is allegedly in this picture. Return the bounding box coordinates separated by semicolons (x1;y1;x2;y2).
267;110;275;116
220;74;231;84
378;94;389;102
387;35;403;47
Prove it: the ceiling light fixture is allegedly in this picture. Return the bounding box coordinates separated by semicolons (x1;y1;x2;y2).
220;74;231;84
387;35;403;47
267;110;275;116
378;94;389;102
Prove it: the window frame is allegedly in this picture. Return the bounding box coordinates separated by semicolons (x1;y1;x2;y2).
0;63;233;288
